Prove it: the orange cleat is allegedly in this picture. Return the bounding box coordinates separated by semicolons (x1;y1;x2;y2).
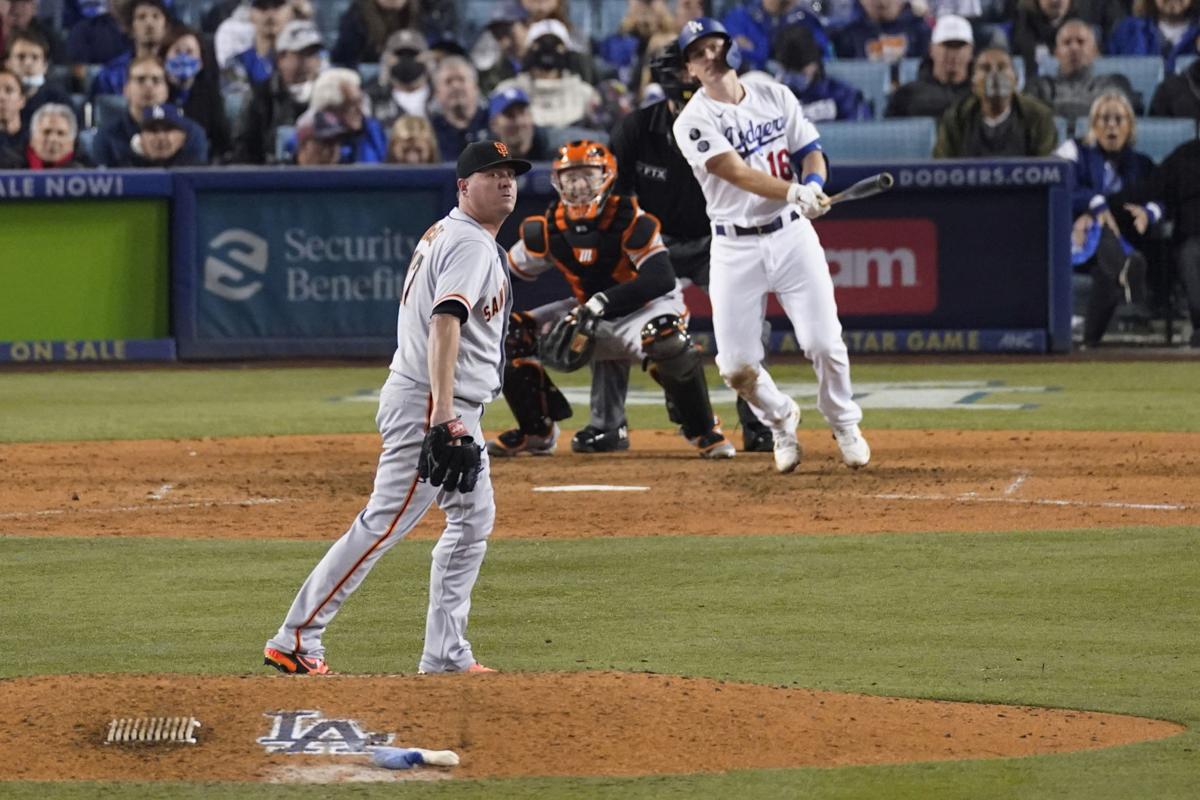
263;647;331;675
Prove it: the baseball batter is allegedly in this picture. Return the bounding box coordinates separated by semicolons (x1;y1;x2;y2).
672;17;870;473
263;140;530;675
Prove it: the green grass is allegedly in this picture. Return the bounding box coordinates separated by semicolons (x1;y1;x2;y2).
0;360;1198;442
3;528;1200;798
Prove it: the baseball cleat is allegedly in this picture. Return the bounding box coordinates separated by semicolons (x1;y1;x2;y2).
487;424;559;457
263;646;330;675
742;425;774;452
417;662;497;675
689;429;736;459
570;424;630;453
833;425;871;468
772;398;803;473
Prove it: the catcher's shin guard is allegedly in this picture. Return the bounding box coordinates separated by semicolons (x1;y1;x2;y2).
641;314;718;439
502;358;573;435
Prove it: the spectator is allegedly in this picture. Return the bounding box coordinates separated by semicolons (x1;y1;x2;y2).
161;25;231;161
1108;0;1199;69
201;0;240;33
495;20;602;128
1030;18;1141;118
1011;0;1075;75
427;54;487;159
473;1;528;94
886;13;974;117
0;66;26;150
5;1;66;64
385;112;438;162
231;17;321;164
1152;136;1200;346
934;45;1057;156
675;0;712;29
5;29;71;127
486;85;553;159
772;19;872;119
130;100;207;165
332;0;434;68
66;0;128;66
596;0;677;91
93;54;206;164
0;100;87;166
521;0;572;30
518;0;595;80
367;28;430;127
721;0;832;73
309;66;387;163
833;0;931;62
292;106;345;164
91;0;169;96
1056;91;1158;345
1149;50;1200;116
222;0;293;93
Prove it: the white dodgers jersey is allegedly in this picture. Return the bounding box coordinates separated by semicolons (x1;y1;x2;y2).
673;79;821;227
388;207;511;403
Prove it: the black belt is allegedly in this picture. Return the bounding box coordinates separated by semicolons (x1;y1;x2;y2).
714;210;799;237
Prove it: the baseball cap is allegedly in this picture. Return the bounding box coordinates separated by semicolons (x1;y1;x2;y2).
276;20;323;53
931;15;974;45
295;108;348;144
488;86;530;119
141;103;186;130
526;19;571;47
385;29;427;55
250;0;288;9
456;139;532;179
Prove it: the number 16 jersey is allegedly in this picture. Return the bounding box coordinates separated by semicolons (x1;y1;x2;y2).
672;79;821;229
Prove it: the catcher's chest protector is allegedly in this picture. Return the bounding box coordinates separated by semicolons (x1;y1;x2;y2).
545;196;638;300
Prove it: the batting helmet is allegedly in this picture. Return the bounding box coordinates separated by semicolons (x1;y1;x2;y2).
677;17;742;73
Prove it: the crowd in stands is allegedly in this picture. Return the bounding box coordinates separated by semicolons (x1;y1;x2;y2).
0;0;1197;343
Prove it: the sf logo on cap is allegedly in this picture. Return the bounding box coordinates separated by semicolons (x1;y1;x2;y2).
494;141;510;158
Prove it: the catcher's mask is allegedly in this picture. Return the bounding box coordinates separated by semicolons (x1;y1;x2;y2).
550;139;617;222
648;41;697;106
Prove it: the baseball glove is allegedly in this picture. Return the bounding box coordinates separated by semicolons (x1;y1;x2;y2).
418;417;482;493
538;307;598;372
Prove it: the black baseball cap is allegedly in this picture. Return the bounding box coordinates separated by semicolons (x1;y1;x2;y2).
456;140;532;179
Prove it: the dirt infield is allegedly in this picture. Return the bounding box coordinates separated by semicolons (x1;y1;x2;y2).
0;672;1184;782
2;428;1196;783
1;429;1197;540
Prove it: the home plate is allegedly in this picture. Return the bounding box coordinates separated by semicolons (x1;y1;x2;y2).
533;485;650;493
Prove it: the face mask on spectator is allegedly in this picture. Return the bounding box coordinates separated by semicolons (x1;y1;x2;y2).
289;79;314;104
983;71;1014;99
166;54;202;83
526;38;568;72
391;55;426;84
21;73;45;91
779;70;812;94
79;0;106;19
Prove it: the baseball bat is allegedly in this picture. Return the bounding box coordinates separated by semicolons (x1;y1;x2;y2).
822;172;895;206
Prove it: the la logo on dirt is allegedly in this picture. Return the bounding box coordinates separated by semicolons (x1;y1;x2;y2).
257;710;393;755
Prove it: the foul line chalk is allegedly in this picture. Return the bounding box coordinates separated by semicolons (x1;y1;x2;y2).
870;492;1191;512
533;485;650;493
1004;472;1029;496
0;497;287;520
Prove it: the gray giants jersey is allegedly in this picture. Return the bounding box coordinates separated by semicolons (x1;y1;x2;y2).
673;79;821;228
389;207;511;403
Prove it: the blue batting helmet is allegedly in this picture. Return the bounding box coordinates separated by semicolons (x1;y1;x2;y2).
677;17;742;72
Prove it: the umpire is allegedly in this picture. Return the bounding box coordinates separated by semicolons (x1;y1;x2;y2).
609;42;773;452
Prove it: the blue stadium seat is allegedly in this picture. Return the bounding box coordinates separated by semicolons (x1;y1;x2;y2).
359;63;381;86
1038;56;1163;113
815;118;937;161
1054;116;1072;144
1135;117;1198;163
1177;54;1197;74
76;128;98;163
824;60;889;116
223;91;246;129
276;125;296;163
92;94;128;129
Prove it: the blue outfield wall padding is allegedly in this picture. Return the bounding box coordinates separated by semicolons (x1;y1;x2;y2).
0;338;177;363
0;170;172;200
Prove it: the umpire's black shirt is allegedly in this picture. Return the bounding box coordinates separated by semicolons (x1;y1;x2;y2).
610;99;710;241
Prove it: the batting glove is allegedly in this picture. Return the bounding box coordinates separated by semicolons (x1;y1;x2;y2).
788;182;830;220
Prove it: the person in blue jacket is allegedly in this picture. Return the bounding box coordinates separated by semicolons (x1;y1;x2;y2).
309;67;387;163
90;0;171;97
774;22;873;119
721;0;832;71
834;0;931;62
93;59;208;166
1107;0;1200;71
65;0;129;66
1055;90;1161;345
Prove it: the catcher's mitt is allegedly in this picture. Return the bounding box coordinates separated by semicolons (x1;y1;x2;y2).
538;308;598;372
418;417;482;493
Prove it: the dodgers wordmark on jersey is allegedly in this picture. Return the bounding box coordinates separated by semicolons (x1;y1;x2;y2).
672;79;822;227
389;207;512;404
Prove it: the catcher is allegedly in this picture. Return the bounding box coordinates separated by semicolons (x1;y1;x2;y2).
487;139;735;459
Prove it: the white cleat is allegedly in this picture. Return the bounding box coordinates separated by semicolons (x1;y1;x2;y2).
833;424;871;468
772;399;802;474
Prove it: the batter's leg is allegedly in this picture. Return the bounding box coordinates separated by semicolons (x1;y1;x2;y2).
420;418;496;673
266;382;444;660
